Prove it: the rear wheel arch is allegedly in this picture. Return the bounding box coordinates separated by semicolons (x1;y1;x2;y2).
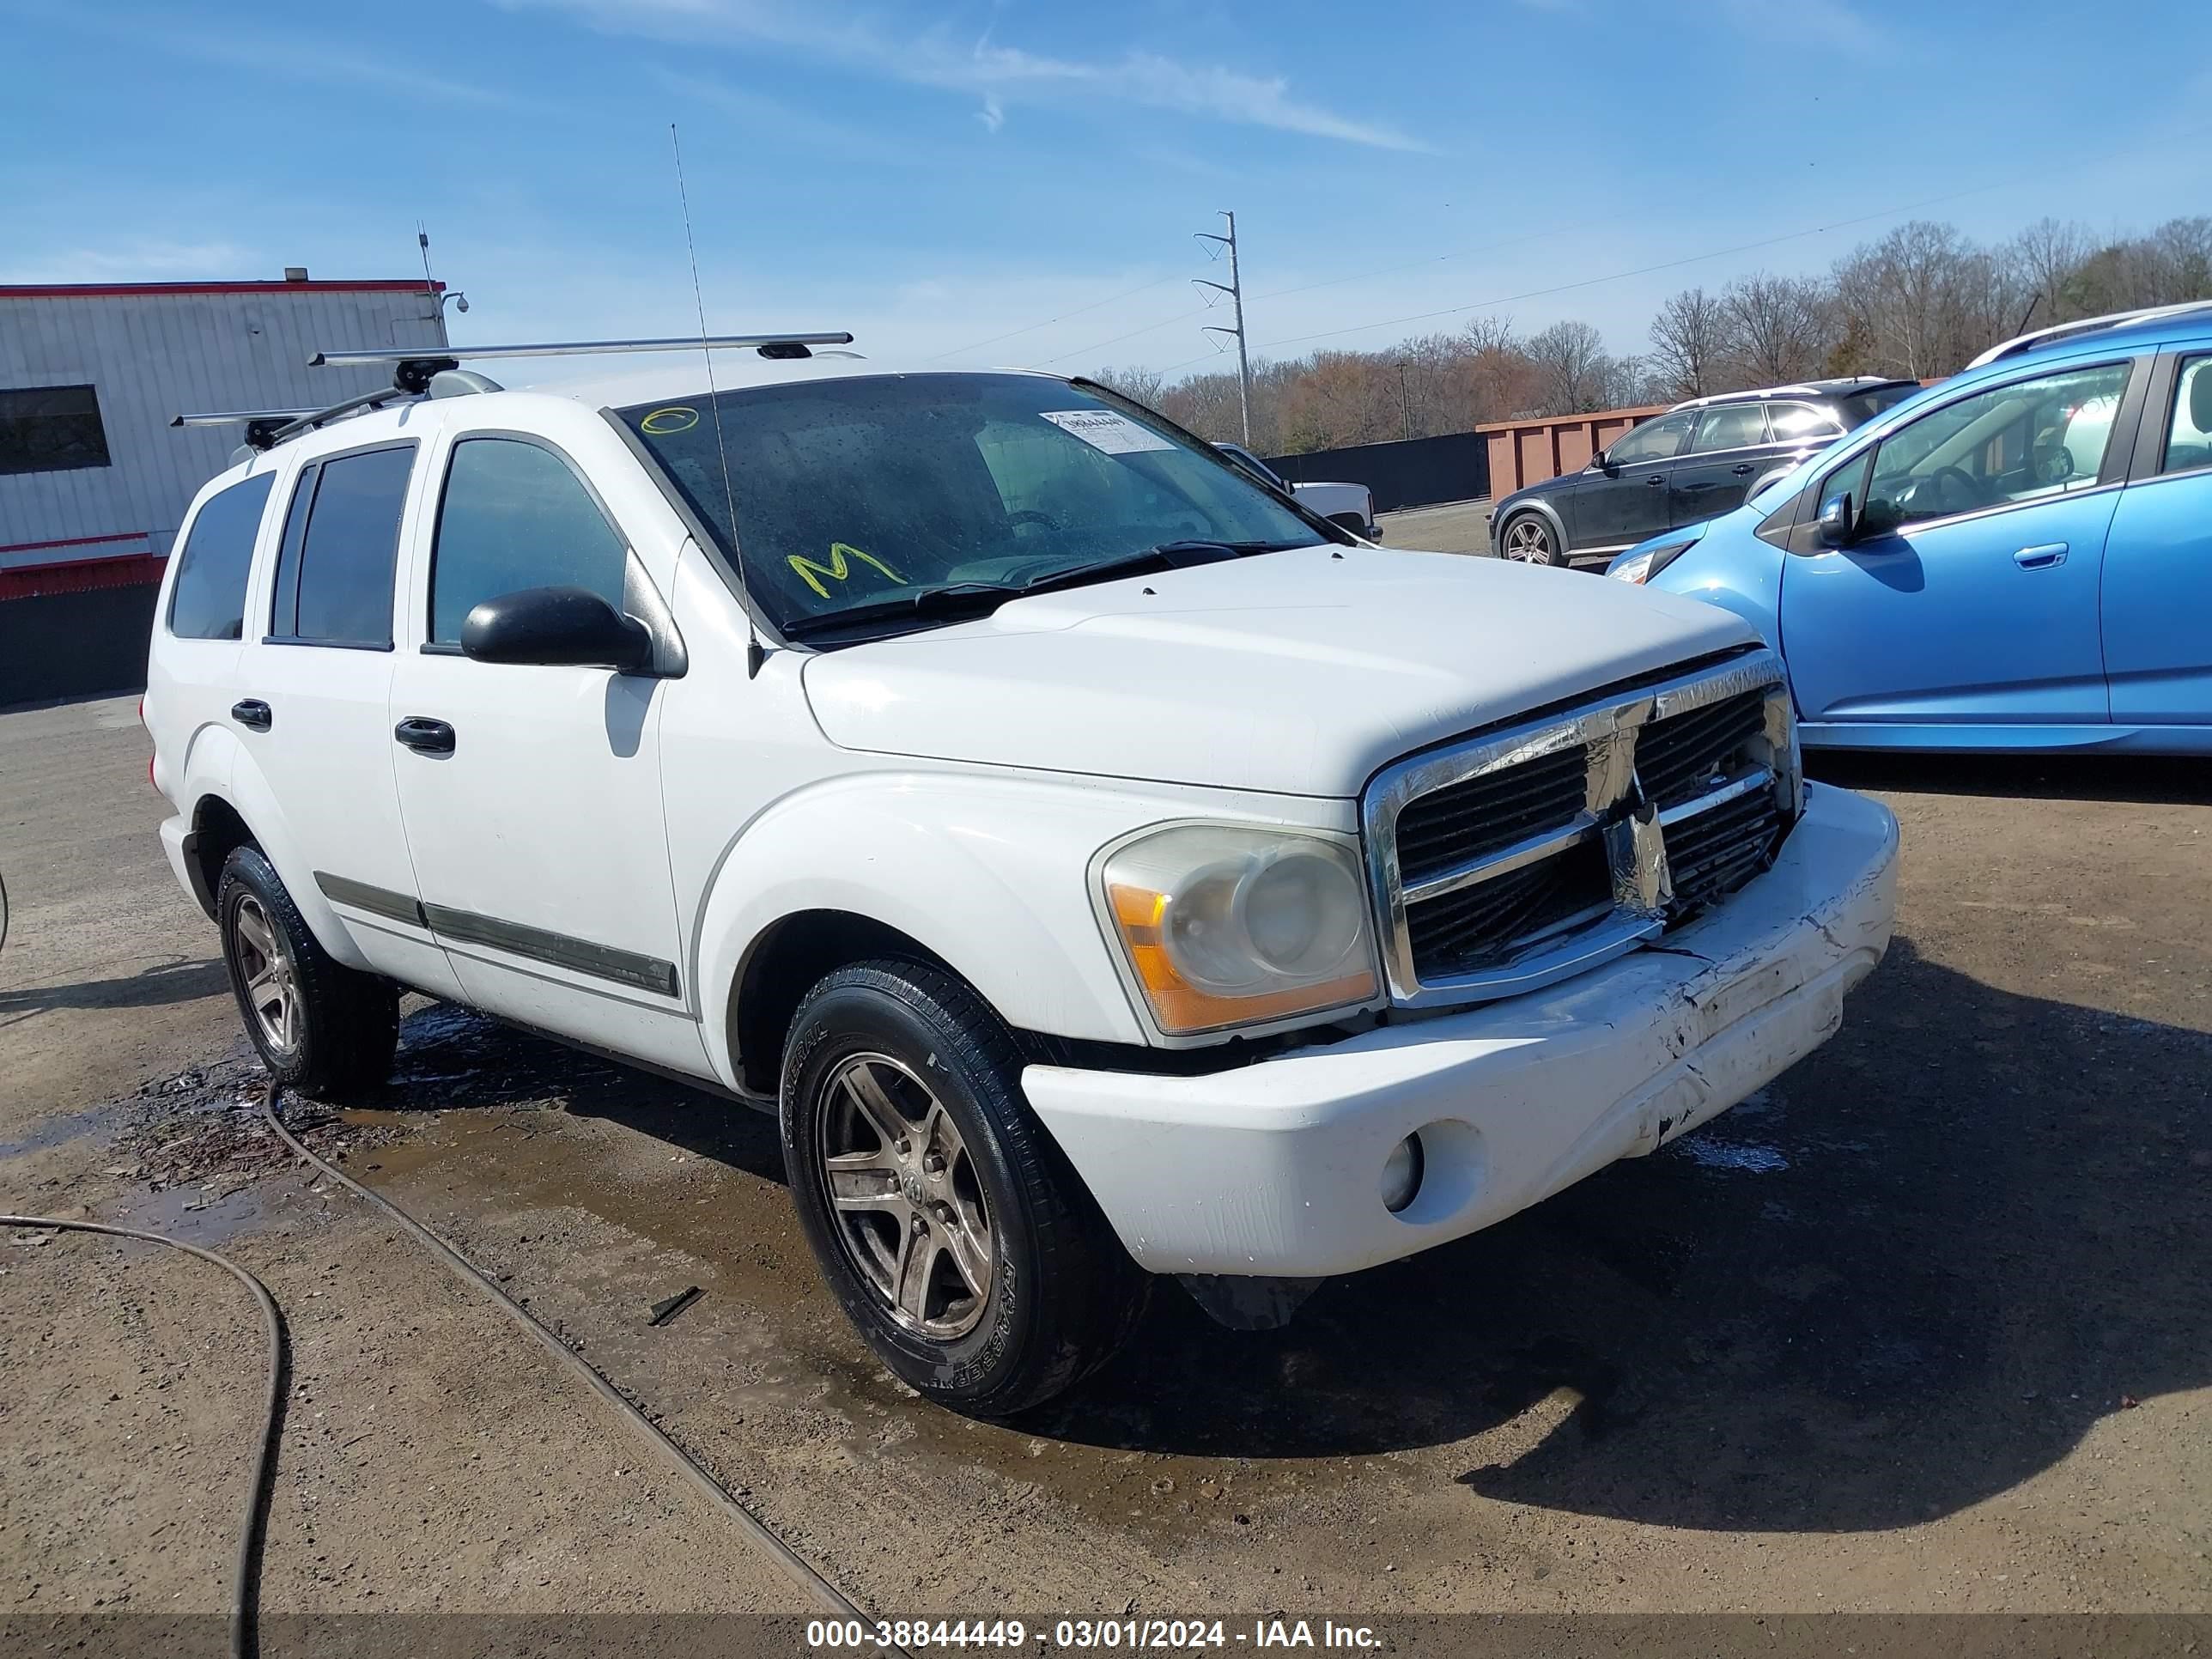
185;794;259;918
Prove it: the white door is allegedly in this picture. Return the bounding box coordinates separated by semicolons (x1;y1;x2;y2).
236;440;465;1000
386;428;706;1076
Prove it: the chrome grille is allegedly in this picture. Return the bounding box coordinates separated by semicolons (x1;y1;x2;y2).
1395;744;1589;884
1362;651;1799;1006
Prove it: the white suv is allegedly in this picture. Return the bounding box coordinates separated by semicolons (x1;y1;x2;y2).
146;343;1899;1415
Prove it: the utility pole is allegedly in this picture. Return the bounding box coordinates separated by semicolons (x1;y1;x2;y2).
1395;358;1413;441
1194;210;1252;446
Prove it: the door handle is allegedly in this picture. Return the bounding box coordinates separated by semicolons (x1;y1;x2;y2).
1731;464;1755;475
230;699;271;732
393;716;456;756
1646;475;1667;486
2014;543;2069;569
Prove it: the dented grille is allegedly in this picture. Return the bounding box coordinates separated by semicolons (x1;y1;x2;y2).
1363;652;1798;1006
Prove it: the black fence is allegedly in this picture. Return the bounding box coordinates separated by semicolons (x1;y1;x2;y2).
0;586;157;708
1266;430;1491;514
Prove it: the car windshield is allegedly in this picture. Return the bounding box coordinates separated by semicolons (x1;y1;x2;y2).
617;373;1322;635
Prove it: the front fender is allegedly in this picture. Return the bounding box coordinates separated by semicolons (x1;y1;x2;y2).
691;771;1267;1089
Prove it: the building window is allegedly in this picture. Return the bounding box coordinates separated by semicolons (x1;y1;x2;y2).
0;385;112;476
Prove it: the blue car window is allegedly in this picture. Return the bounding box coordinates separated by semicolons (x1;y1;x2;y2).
1865;361;2133;529
2160;356;2212;476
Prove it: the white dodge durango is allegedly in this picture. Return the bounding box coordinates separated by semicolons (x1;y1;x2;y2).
146;344;1898;1414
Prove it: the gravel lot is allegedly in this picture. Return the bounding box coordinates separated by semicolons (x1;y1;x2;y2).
3;694;2207;1627
1376;498;1493;556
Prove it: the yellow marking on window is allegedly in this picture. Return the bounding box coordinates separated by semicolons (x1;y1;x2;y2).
640;406;698;434
787;542;904;599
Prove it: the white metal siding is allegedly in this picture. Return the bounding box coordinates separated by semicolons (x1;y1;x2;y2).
0;289;447;565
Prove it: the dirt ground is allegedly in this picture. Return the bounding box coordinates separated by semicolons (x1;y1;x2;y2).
1375;498;1493;556
3;693;2207;1628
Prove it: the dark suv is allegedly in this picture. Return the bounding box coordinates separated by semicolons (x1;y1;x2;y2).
1488;377;1921;567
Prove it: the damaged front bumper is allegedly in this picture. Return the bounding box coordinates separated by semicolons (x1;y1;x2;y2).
1023;782;1899;1277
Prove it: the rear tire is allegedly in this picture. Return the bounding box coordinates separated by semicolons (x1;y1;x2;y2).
216;846;398;1100
781;960;1147;1418
1499;512;1564;567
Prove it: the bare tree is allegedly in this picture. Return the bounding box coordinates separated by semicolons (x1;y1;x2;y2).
1524;319;1615;413
1648;287;1729;399
1090;365;1168;405
1832;221;1999;378
2005;217;2094;327
1721;273;1832;385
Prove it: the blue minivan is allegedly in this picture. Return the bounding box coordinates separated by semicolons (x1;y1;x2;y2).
1607;302;2212;754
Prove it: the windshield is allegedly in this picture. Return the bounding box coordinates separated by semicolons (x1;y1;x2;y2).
618;373;1323;635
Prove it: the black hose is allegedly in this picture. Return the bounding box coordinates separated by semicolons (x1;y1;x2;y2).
0;1213;283;1659
255;1084;892;1633
5;1082;898;1653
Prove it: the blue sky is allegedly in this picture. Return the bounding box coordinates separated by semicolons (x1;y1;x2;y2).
6;0;2209;380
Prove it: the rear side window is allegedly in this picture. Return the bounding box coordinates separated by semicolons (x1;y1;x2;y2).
2161;355;2212;476
270;444;416;647
1689;404;1769;453
1838;384;1921;426
167;473;275;640
429;438;629;645
1767;402;1844;441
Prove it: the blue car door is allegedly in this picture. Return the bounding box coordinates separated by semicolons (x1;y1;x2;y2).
1779;357;2137;732
2101;347;2212;724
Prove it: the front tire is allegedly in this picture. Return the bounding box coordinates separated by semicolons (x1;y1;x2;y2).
781;961;1146;1417
1499;512;1564;567
216;846;398;1099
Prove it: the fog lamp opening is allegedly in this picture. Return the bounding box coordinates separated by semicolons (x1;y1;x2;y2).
1381;1133;1425;1213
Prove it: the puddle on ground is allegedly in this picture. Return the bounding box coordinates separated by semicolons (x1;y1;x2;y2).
100;1180;268;1248
0;1101;118;1161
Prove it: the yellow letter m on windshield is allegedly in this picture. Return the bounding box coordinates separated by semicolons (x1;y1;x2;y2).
788;542;904;599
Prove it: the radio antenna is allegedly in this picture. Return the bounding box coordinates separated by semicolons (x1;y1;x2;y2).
672;123;765;678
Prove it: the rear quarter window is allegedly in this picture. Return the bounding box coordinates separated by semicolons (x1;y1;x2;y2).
167;472;276;641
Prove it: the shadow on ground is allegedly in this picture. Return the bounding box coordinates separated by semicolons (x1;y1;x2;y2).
1808;747;2212;806
356;925;2209;1536
0;958;227;1020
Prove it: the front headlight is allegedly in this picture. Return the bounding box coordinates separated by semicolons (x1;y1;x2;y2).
1097;823;1380;1036
1608;538;1697;585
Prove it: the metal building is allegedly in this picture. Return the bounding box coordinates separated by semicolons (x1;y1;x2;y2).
1;274;450;704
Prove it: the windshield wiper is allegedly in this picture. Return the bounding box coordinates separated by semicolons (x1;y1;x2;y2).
1011;538;1310;599
779;581;1024;638
781;540;1312;640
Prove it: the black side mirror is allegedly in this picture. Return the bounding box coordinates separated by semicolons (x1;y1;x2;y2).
1817;491;1856;547
461;586;653;672
1595;452;1617;474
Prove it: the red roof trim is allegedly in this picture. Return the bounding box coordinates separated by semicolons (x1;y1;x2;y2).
0;280;443;300
0;552;166;602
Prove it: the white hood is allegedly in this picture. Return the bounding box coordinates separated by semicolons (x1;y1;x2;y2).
800;545;1757;799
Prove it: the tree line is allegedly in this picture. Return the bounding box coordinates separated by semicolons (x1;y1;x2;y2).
1096;215;2212;456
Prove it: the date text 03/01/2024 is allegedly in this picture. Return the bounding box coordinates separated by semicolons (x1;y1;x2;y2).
805;1619;1383;1650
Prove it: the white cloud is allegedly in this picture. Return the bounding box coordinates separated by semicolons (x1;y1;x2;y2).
1708;0;1889;54
976;94;1005;135
503;0;1430;150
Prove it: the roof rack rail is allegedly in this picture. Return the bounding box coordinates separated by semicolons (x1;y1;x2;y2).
1966;300;2212;369
311;331;853;377
172;408;320;449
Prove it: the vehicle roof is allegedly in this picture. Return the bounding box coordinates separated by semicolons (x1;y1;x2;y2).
185;354;1078;498
1668;376;1913;413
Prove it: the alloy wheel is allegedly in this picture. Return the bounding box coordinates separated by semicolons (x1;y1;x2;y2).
233;895;299;1054
1503;517;1553;563
815;1053;994;1339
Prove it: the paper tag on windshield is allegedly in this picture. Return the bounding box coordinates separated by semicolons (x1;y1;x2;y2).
1039;409;1176;454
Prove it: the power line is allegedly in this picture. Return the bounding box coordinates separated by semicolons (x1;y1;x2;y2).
922;266;1198;363
1025;303;1213;368
1240;133;2209;357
